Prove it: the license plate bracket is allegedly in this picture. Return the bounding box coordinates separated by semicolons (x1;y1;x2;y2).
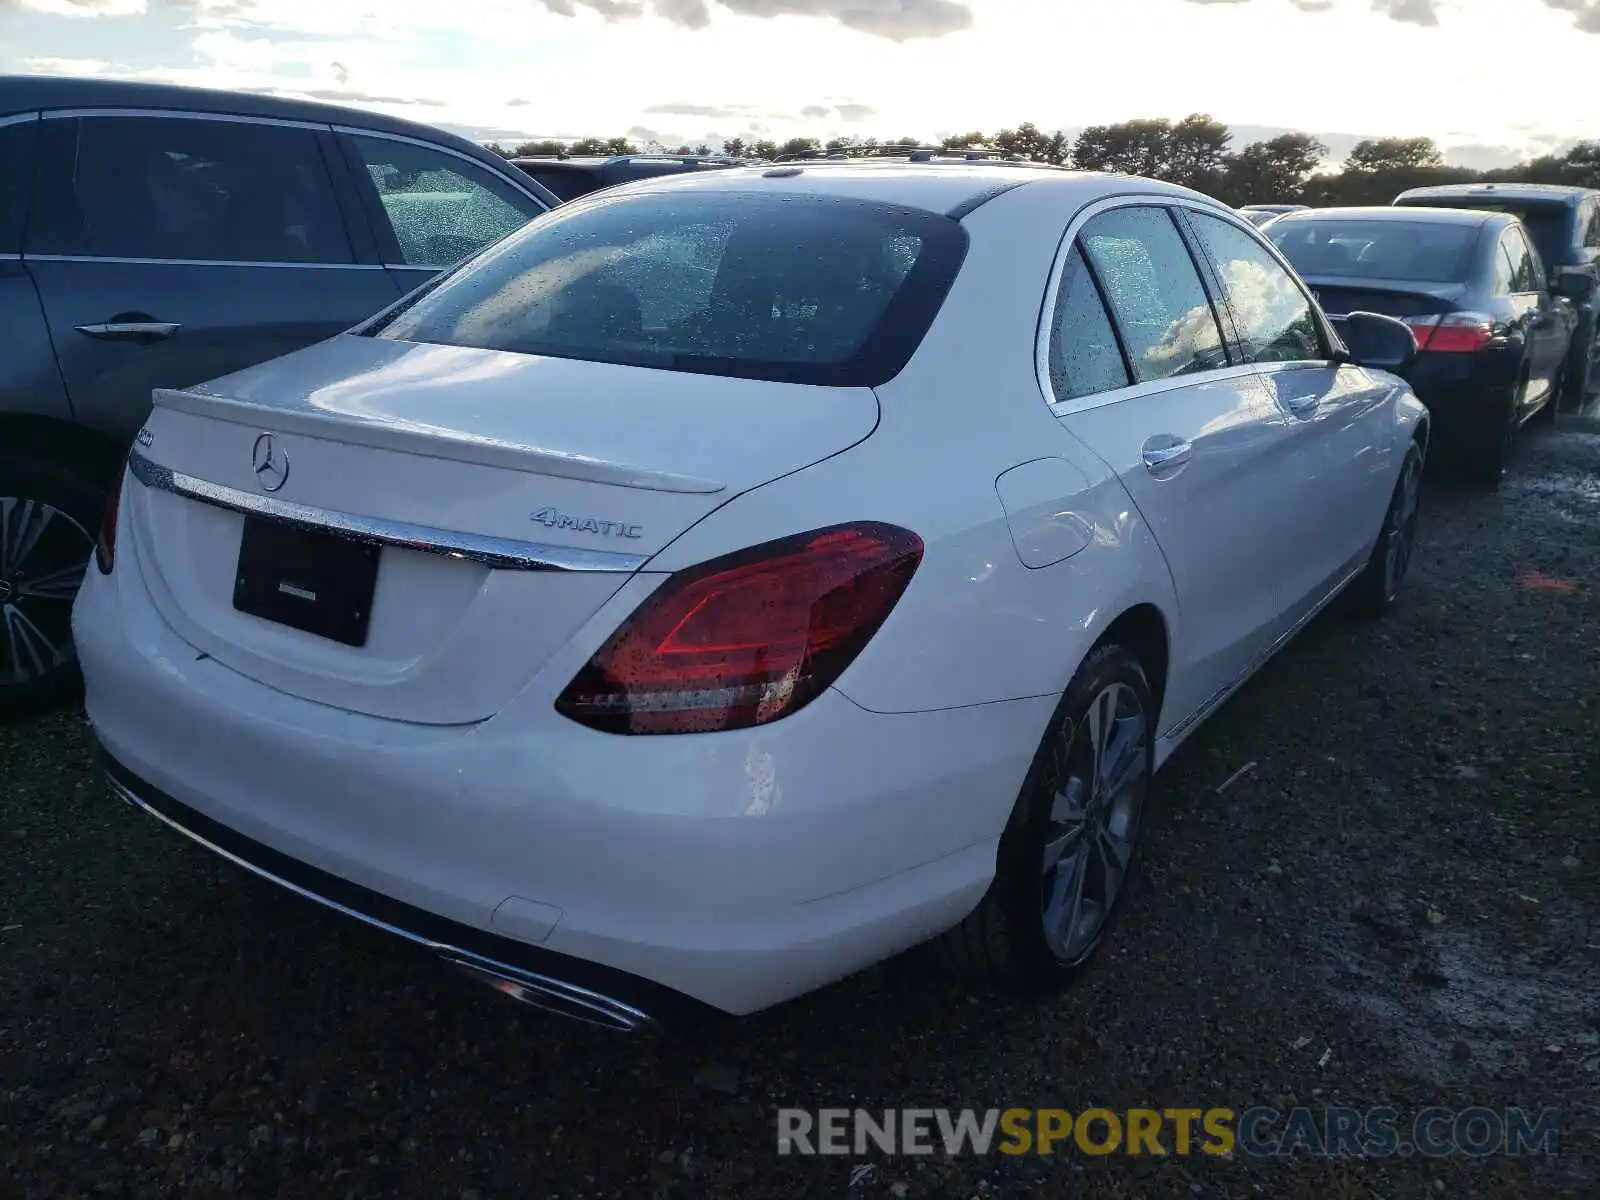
232;518;380;647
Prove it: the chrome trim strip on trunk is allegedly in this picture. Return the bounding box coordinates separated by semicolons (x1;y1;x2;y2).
105;773;657;1032
127;450;648;574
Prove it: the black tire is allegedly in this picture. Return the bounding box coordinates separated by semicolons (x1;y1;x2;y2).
1346;439;1423;618
938;643;1155;993
0;454;104;716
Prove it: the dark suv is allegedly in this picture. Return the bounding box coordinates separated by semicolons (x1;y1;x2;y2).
509;153;747;201
0;75;558;712
1394;182;1600;406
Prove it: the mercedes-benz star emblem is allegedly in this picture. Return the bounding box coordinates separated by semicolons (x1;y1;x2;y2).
251;432;290;493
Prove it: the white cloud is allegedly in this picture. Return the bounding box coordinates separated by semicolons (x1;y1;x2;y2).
5;0;1599;159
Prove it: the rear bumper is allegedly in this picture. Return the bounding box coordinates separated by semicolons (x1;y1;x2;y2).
73;532;1047;1019
1406;353;1515;442
101;751;693;1032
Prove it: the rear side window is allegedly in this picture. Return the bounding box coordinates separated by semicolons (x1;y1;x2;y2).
1507;226;1545;292
0;117;36;254
1493;240;1517;295
372;191;968;387
1188;212;1323;364
1270;219;1476;283
1046;246;1130;400
1501;228;1535;293
350;135;545;268
27;115;352;264
1077;205;1226;383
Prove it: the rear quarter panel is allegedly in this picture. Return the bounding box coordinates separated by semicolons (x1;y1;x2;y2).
642;180;1181;721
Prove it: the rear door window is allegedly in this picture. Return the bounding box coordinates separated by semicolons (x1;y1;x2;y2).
0;116;37;254
26;115;352;264
349;135;546;268
1045;245;1130;401
371;191;968;387
1077;205;1226;383
1187;211;1324;363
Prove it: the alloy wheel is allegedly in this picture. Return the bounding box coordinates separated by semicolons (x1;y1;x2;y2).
1040;681;1150;963
0;497;92;688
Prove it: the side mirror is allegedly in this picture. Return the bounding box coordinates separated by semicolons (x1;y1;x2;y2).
1556;272;1595;304
1336;311;1418;375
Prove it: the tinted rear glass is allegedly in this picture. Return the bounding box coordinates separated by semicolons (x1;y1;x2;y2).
1270;219;1478;283
372;191;968;386
1401;197;1573;268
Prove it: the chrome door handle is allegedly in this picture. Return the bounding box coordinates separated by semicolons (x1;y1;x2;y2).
1284;392;1320;416
75;321;181;342
1142;440;1193;474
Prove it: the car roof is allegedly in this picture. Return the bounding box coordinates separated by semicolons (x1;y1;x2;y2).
1396;182;1595;206
0;74;503;166
1273;205;1504;227
512;155;744;169
591;161;1225;219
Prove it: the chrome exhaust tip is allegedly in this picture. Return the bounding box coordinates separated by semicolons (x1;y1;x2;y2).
445;955;657;1033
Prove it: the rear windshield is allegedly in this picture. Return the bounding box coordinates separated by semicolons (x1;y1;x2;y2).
371;191;968;386
1270;219;1478;283
1400;197;1573;269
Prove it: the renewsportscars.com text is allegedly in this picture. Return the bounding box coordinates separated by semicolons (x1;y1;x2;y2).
776;1106;1561;1159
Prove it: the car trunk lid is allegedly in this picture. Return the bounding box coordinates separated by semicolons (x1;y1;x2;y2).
1303;276;1469;321
124;335;879;725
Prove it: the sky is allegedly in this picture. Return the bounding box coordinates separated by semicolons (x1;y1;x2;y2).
3;0;1599;168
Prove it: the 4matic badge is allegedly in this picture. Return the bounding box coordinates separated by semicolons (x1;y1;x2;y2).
531;506;642;540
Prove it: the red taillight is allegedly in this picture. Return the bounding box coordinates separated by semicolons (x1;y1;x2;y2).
555;522;924;735
1404;313;1495;354
93;462;127;575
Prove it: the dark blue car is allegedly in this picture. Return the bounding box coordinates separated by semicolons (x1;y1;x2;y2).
1270;205;1589;487
1394;182;1600;406
0;75;558;711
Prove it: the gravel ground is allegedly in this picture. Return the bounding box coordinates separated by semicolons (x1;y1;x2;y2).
3;422;1599;1200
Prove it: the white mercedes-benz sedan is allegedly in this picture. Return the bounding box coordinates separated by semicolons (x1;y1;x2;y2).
75;162;1430;1030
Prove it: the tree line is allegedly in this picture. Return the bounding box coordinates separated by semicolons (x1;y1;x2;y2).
486;115;1600;207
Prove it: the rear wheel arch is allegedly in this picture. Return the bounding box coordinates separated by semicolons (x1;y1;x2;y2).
1095;602;1170;732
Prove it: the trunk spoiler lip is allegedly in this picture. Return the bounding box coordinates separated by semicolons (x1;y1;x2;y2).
1297;274;1469;301
152;386;728;496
